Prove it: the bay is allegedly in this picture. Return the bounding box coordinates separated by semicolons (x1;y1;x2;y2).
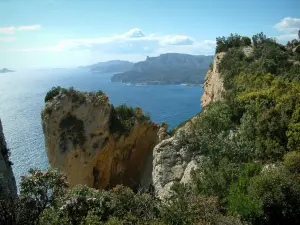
0;68;203;185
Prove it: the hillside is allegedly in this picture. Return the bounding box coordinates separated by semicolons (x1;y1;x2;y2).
111;53;213;85
83;60;133;73
154;33;300;224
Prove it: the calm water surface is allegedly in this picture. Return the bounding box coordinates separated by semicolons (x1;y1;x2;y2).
0;68;203;185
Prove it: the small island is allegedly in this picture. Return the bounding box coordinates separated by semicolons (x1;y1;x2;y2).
0;68;15;73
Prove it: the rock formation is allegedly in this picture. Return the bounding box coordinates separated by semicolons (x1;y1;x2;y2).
152;52;227;199
0;119;17;198
152;118;205;199
42;88;160;189
201;52;226;107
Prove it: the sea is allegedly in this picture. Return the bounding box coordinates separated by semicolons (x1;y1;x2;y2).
0;68;203;186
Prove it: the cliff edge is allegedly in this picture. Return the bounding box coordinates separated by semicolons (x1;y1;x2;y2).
201;52;226;107
0;119;17;198
42;88;160;189
152;53;227;199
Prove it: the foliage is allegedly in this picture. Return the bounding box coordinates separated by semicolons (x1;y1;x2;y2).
192;158;240;204
161;183;242;225
0;168;68;225
216;33;252;53
178;32;300;224
283;151;300;174
248;168;300;224
59;115;86;153
227;163;263;222
110;104;151;136
45;86;63;102
45;87;108;105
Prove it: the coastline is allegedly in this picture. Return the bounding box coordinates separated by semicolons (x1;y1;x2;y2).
121;81;203;86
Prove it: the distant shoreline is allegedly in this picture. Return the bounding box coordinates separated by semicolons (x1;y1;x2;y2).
121;81;203;86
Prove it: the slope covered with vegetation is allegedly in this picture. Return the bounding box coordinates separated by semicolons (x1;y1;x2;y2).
182;33;300;224
1;33;300;225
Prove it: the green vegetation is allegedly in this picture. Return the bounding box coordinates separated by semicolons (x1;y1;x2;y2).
45;86;62;102
59;114;86;153
216;33;252;53
110;104;151;137
44;87;107;104
0;168;242;225
178;33;300;224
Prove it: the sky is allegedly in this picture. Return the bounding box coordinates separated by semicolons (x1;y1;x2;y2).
0;0;299;69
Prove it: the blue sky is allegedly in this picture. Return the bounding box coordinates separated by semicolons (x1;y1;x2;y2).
0;0;299;69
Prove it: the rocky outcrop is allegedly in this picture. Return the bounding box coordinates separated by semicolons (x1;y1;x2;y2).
152;117;204;199
201;52;226;107
0;119;17;198
153;52;230;199
42;89;160;189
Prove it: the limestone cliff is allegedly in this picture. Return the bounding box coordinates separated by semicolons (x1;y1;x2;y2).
0;119;17;198
153;52;228;199
152;117;204;199
201;52;226;107
42;88;159;189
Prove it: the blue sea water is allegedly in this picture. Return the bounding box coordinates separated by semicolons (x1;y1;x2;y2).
0;68;203;186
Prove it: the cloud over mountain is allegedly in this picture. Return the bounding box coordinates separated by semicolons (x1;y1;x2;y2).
9;28;215;56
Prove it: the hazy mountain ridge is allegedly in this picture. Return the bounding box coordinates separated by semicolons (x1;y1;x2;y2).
82;60;134;73
111;53;214;85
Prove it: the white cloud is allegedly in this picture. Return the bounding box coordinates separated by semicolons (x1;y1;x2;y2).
274;17;300;33
18;25;41;31
0;25;41;34
160;35;194;45
276;33;298;41
0;37;16;42
0;27;15;35
8;28;215;56
120;28;145;38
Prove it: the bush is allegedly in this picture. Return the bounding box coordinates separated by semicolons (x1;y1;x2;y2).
45;86;62;102
161;183;242;225
248;169;300;224
241;36;251;46
283;151;300;174
192;158;240;203
96;90;104;96
110;104;136;136
227;163;263;222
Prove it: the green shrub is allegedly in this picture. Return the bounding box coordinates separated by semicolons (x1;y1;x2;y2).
59;115;85;153
45;86;62;102
241;36;251;46
96;90;104;96
192;158;240;203
110;104;151;136
227;163;263;222
18;168;68;224
248;169;300;224
283;151;300;174
161;183;242;225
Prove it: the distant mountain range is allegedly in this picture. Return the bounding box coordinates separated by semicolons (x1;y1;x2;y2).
82;60;134;73
111;53;214;85
0;68;14;73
